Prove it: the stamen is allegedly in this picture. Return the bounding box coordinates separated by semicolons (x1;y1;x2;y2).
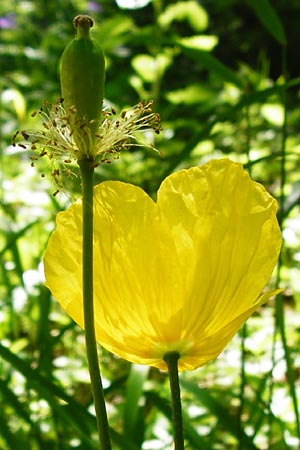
13;98;161;190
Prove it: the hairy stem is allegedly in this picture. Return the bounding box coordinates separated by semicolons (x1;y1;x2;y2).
79;158;111;450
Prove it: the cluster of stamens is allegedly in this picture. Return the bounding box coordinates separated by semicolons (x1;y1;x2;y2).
12;99;162;193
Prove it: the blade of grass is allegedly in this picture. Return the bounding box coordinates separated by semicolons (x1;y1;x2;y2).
177;43;244;88
146;388;207;448
0;342;139;449
124;364;148;446
0;342;98;447
181;379;260;450
247;0;286;44
274;44;300;447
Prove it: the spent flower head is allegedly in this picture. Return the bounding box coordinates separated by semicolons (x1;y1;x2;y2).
12;98;161;192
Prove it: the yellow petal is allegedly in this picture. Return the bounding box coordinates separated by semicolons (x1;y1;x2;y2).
44;158;282;371
158;159;282;335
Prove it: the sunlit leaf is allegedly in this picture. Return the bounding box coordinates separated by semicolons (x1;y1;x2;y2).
132;53;172;82
1;88;26;121
247;0;287;45
158;0;208;32
179;35;218;51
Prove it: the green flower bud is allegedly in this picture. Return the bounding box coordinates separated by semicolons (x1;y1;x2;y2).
60;15;105;156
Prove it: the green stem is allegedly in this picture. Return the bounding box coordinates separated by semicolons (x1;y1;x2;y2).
163;351;184;450
237;323;247;450
274;45;300;447
238;103;251;450
79;158;112;450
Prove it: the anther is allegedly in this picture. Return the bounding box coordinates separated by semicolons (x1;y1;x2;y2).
21;131;30;140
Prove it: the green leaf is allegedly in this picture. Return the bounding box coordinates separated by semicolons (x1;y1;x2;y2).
2;88;26;121
181;379;260;450
179;35;218;51
132;53;172;83
146;389;207;448
166;83;215;105
0;407;24;450
0;342;97;447
178;42;244;88
0;342;139;449
247;0;287;44
0;378;32;425
123;364;149;445
158;1;208;32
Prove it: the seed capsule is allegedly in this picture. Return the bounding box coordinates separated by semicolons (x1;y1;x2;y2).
60;15;105;156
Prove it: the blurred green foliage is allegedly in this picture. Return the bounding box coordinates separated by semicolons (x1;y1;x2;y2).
1;0;300;449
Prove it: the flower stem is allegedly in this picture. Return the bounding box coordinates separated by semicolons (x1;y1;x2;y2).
163;351;184;450
79;158;111;450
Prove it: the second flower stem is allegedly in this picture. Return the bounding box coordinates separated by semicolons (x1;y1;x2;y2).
79;158;111;450
163;351;184;450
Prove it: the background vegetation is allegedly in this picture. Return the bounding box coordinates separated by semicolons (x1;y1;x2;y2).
1;0;300;448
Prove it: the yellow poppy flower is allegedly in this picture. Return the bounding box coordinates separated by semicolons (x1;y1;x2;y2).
44;158;282;371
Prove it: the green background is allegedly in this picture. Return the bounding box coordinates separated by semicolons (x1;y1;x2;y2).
0;0;299;448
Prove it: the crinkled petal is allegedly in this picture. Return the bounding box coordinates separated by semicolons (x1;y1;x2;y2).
177;289;282;371
157;159;281;339
44;158;282;371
